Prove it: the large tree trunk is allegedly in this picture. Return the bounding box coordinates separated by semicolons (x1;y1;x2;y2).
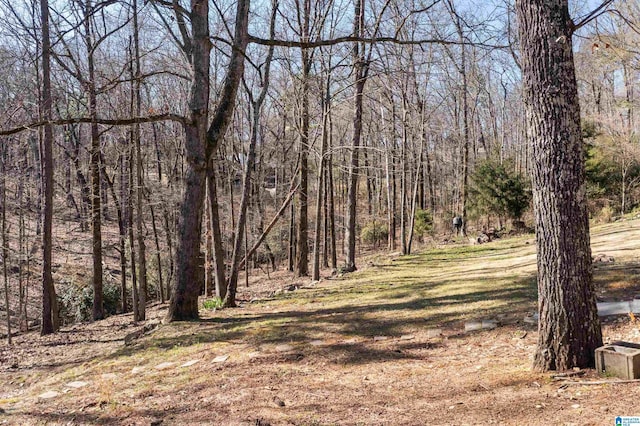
453;5;470;238
167;0;249;321
343;0;365;272
166;0;211;321
170;129;206;319
132;0;147;320
295;0;311;277
40;0;58;335
516;0;602;371
85;0;104;321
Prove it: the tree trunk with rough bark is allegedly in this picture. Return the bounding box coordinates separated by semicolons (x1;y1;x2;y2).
166;0;211;321
295;0;311;277
85;0;104;321
167;0;249;321
516;0;602;371
40;0;58;335
344;0;365;272
132;0;147;320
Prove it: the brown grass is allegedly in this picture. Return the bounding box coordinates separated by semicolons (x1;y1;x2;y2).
2;220;640;425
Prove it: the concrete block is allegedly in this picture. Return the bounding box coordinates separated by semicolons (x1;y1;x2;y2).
597;301;634;316
595;341;640;379
464;320;497;332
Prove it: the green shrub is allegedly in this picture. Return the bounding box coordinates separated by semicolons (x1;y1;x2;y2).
468;159;531;222
203;297;224;310
414;209;433;238
360;221;388;246
58;281;121;324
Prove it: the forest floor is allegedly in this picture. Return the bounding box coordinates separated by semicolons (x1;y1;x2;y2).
2;220;640;425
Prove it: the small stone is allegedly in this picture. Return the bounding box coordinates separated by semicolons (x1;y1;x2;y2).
275;344;294;352
212;355;229;363
426;329;442;338
101;373;118;380
155;362;175;370
38;391;61;399
131;366;145;374
400;334;416;340
274;397;286;407
309;340;325;347
535;405;543;409
571;404;581;409
180;360;200;368
373;336;388;341
343;338;358;344
65;381;89;389
464;321;482;332
481;320;497;329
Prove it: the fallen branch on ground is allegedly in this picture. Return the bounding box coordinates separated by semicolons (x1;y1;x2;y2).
560;378;640;385
551;370;586;379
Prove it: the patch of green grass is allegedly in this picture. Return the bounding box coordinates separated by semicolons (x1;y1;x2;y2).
203;297;224;310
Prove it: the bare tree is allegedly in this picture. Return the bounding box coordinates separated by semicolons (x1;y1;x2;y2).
166;0;250;321
225;0;277;307
1;144;11;344
40;0;58;334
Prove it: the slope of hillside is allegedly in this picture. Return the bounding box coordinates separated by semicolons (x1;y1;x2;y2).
2;220;640;425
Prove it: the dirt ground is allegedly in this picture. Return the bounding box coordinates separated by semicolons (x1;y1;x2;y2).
2;220;640;425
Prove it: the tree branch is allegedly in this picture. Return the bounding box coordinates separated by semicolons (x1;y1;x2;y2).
573;0;616;32
248;35;507;49
0;113;187;137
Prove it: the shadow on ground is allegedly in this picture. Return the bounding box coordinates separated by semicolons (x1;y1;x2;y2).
110;264;539;366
